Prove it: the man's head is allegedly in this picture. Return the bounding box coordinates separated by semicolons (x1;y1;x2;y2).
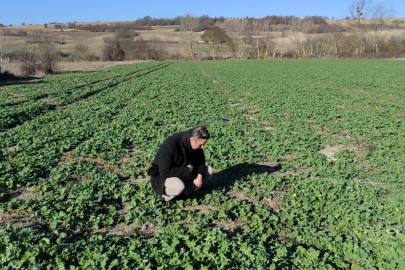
190;125;210;150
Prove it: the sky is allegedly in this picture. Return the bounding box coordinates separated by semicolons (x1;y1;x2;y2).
1;0;404;26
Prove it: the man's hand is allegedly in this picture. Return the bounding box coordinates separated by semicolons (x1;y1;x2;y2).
193;174;203;191
187;164;194;172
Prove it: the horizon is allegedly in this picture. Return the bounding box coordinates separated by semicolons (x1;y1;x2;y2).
2;0;404;26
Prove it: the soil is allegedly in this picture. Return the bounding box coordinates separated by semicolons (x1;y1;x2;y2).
318;145;344;161
0;210;46;229
318;143;368;161
1;60;147;77
184;204;219;214
11;186;39;200
353;178;390;190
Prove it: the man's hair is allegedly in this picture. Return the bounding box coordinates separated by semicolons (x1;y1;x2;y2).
191;125;210;140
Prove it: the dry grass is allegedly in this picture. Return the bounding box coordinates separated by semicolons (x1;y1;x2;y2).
3;19;405;62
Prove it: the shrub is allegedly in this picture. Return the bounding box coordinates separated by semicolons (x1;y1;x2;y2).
18;43;59;77
19;50;39;77
38;43;59;74
112;42;125;61
86;54;99;61
101;42;114;61
73;42;89;61
115;30;139;39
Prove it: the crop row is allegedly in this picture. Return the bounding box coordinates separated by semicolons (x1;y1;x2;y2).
0;63;168;130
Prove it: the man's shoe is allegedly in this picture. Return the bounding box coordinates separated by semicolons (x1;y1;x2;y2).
174;193;188;201
161;193;188;204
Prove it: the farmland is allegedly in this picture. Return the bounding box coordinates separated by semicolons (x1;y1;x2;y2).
1;60;404;269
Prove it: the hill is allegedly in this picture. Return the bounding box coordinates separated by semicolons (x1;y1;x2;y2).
1;17;405;75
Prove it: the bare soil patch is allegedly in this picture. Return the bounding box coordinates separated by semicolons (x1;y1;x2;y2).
6;145;17;152
227;190;259;205
125;176;150;185
0;209;46;229
184;204;219;214
271;232;293;244
58;149;129;177
247;116;258;121
214;220;244;236
261;191;285;210
92;222;138;236
10;186;39;200
318;145;345;161
89;221;156;237
318;143;368;161
353;178;390;190
121;149;143;165
117;201;131;215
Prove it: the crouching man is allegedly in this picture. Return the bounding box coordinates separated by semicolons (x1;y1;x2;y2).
147;125;214;202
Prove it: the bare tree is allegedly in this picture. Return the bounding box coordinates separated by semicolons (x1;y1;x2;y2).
327;24;346;55
201;27;230;60
27;31;43;43
19;50;39;77
250;20;265;59
348;0;394;55
304;36;328;58
150;36;168;61
348;0;372;55
301;19;314;34
261;20;274;59
369;2;394;53
222;18;248;59
180;14;198;60
38;43;59;74
74;42;88;61
288;18;304;58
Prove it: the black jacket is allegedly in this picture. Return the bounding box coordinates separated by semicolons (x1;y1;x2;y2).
148;130;206;196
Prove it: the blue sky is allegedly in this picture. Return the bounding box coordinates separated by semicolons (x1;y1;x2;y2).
1;0;404;26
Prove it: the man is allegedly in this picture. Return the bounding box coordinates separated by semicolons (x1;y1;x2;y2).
147;125;214;202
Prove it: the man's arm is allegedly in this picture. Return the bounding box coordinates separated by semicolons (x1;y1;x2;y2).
158;145;191;179
193;174;203;191
193;149;206;190
194;149;206;178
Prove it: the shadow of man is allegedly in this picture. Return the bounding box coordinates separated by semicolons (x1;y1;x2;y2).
194;162;282;198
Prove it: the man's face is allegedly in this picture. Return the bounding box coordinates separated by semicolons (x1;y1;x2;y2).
190;138;208;150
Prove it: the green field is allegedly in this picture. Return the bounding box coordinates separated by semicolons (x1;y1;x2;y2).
1;60;404;269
